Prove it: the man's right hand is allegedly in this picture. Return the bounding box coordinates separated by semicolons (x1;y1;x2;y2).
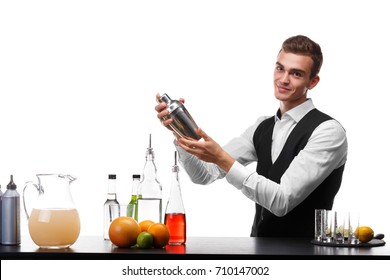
155;93;185;138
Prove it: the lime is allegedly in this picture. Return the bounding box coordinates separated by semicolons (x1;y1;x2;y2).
137;232;154;249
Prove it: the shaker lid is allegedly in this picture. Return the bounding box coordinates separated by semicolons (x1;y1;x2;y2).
158;93;171;104
7;175;17;190
133;174;141;179
108;174;116;179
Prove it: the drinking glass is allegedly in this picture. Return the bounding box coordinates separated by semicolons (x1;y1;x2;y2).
347;211;360;244
324;210;334;242
333;211;348;244
314;209;326;242
109;204;132;219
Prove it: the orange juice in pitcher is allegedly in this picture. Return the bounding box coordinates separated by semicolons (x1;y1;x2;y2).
23;174;81;249
28;208;80;248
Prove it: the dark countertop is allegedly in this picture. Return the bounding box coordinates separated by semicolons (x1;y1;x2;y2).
1;235;388;260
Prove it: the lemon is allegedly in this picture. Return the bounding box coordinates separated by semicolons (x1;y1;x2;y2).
137;232;154;249
355;226;374;243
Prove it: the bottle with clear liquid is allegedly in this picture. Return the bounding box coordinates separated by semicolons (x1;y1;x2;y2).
137;134;162;223
103;174;119;240
127;174;140;220
165;151;186;245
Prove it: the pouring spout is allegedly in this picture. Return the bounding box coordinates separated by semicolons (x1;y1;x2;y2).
59;174;77;183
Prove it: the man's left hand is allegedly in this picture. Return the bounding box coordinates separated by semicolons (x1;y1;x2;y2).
177;128;235;172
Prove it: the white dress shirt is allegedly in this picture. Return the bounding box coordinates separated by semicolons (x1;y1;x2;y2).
176;99;348;217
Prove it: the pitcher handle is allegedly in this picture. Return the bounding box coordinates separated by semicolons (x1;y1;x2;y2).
23;181;40;220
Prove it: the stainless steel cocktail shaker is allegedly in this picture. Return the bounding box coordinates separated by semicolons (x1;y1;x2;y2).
157;93;201;140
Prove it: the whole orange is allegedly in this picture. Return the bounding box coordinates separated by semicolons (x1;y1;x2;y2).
109;216;141;247
139;220;155;232
147;223;170;248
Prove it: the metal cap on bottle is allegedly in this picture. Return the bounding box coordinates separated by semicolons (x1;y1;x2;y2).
157;93;201;140
172;151;180;173
7;175;17;190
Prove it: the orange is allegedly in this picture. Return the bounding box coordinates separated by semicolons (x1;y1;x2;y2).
139;220;155;232
355;226;374;243
109;216;141;247
147;223;170;248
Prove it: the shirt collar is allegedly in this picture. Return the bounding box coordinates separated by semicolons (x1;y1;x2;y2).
275;99;315;123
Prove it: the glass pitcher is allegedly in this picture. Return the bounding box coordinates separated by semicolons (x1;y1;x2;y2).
23;174;81;249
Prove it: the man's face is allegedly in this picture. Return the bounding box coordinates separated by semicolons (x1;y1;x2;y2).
273;51;319;108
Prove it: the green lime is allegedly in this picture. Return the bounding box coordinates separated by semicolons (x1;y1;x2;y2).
137;232;154;249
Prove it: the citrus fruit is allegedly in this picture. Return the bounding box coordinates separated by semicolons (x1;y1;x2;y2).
147;223;170;248
355;226;374;243
139;220;155;232
109;216;141;247
137;232;154;249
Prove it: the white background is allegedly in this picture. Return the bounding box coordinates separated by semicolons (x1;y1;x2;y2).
2;260;389;279
1;0;389;241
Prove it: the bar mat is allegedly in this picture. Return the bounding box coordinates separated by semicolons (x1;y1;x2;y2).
311;238;385;247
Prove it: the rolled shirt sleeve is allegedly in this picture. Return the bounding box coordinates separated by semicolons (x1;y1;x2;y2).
226;119;347;216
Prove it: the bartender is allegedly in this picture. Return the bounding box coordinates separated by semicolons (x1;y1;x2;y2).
155;35;348;237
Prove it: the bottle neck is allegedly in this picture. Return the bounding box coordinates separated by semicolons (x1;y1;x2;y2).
170;170;181;193
166;168;185;213
106;193;117;200
107;179;117;196
139;149;162;198
143;153;158;179
131;179;140;195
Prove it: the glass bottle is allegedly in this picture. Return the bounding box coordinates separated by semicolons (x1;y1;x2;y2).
103;174;119;240
137;134;162;223
165;151;186;245
127;174;140;220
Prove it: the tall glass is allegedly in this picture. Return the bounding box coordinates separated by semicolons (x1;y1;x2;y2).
314;209;325;242
347;211;360;244
324;210;334;243
333;211;348;244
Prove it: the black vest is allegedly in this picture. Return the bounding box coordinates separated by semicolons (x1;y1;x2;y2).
251;108;345;237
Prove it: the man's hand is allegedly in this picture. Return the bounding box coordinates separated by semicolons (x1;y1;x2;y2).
177;128;235;173
155;93;185;139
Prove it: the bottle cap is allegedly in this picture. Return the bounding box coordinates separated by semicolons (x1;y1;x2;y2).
133;174;141;179
108;174;116;179
146;134;155;158
7;175;17;190
172;151;180;172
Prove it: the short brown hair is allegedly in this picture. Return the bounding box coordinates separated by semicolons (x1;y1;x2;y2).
280;35;323;79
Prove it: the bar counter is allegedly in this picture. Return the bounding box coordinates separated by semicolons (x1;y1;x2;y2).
1;235;388;260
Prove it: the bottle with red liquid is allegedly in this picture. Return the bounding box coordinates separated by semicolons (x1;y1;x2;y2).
165;151;186;245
